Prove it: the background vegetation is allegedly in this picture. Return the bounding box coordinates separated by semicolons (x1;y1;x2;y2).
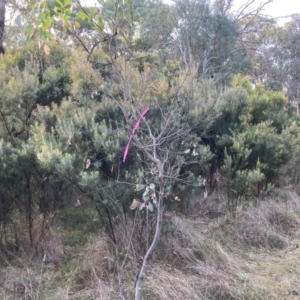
1;0;300;299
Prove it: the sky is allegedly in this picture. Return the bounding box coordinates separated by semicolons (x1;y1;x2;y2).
82;0;300;25
232;0;300;24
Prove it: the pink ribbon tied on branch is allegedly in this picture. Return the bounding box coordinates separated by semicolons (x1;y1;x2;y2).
123;107;150;162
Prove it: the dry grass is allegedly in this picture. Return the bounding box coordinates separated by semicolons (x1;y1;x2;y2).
150;189;300;299
34;227;66;264
1;189;300;299
0;238;117;300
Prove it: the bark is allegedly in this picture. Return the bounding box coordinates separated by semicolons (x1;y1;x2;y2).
135;159;165;300
0;0;5;54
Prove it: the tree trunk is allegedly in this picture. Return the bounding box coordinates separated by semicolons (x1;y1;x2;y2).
0;0;6;54
135;161;165;300
135;192;164;300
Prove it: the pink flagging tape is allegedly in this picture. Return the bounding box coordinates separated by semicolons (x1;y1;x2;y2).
123;107;149;162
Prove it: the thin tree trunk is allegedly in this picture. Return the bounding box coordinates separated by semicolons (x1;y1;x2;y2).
0;0;6;54
114;245;125;300
135;165;164;300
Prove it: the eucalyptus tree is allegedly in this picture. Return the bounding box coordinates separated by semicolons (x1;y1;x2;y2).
172;0;238;80
278;15;300;103
241;13;300;104
169;0;273;84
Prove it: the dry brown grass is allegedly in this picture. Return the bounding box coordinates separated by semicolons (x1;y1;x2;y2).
76;236;115;283
145;265;205;299
149;189;300;299
1;189;300;299
0;237;117;299
34;227;66;264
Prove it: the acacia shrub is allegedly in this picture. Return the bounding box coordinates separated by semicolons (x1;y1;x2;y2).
209;75;293;202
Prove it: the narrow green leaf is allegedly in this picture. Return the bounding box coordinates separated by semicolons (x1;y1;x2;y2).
55;0;64;8
65;8;72;16
63;0;71;7
97;19;104;30
77;10;89;21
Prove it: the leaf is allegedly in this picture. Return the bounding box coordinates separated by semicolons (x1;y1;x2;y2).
42;31;53;39
54;0;64;8
191;149;198;156
44;44;50;55
88;7;97;17
135;183;144;192
130;199;140;210
42;18;52;31
74;21;81;28
143;186;149;197
142;196;149;202
77;10;89;21
78;171;98;187
139;203;145;210
148;202;154;212
97;19;104;30
74;199;81;207
151;192;157;203
25;24;34;33
149;183;155;190
106;9;115;16
183;149;190;154
19;39;26;46
93;160;102;169
85;158;91;169
62;0;71;7
15;16;22;26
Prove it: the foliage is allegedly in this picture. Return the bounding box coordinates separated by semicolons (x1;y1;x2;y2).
1;0;300;298
210;75;293;205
